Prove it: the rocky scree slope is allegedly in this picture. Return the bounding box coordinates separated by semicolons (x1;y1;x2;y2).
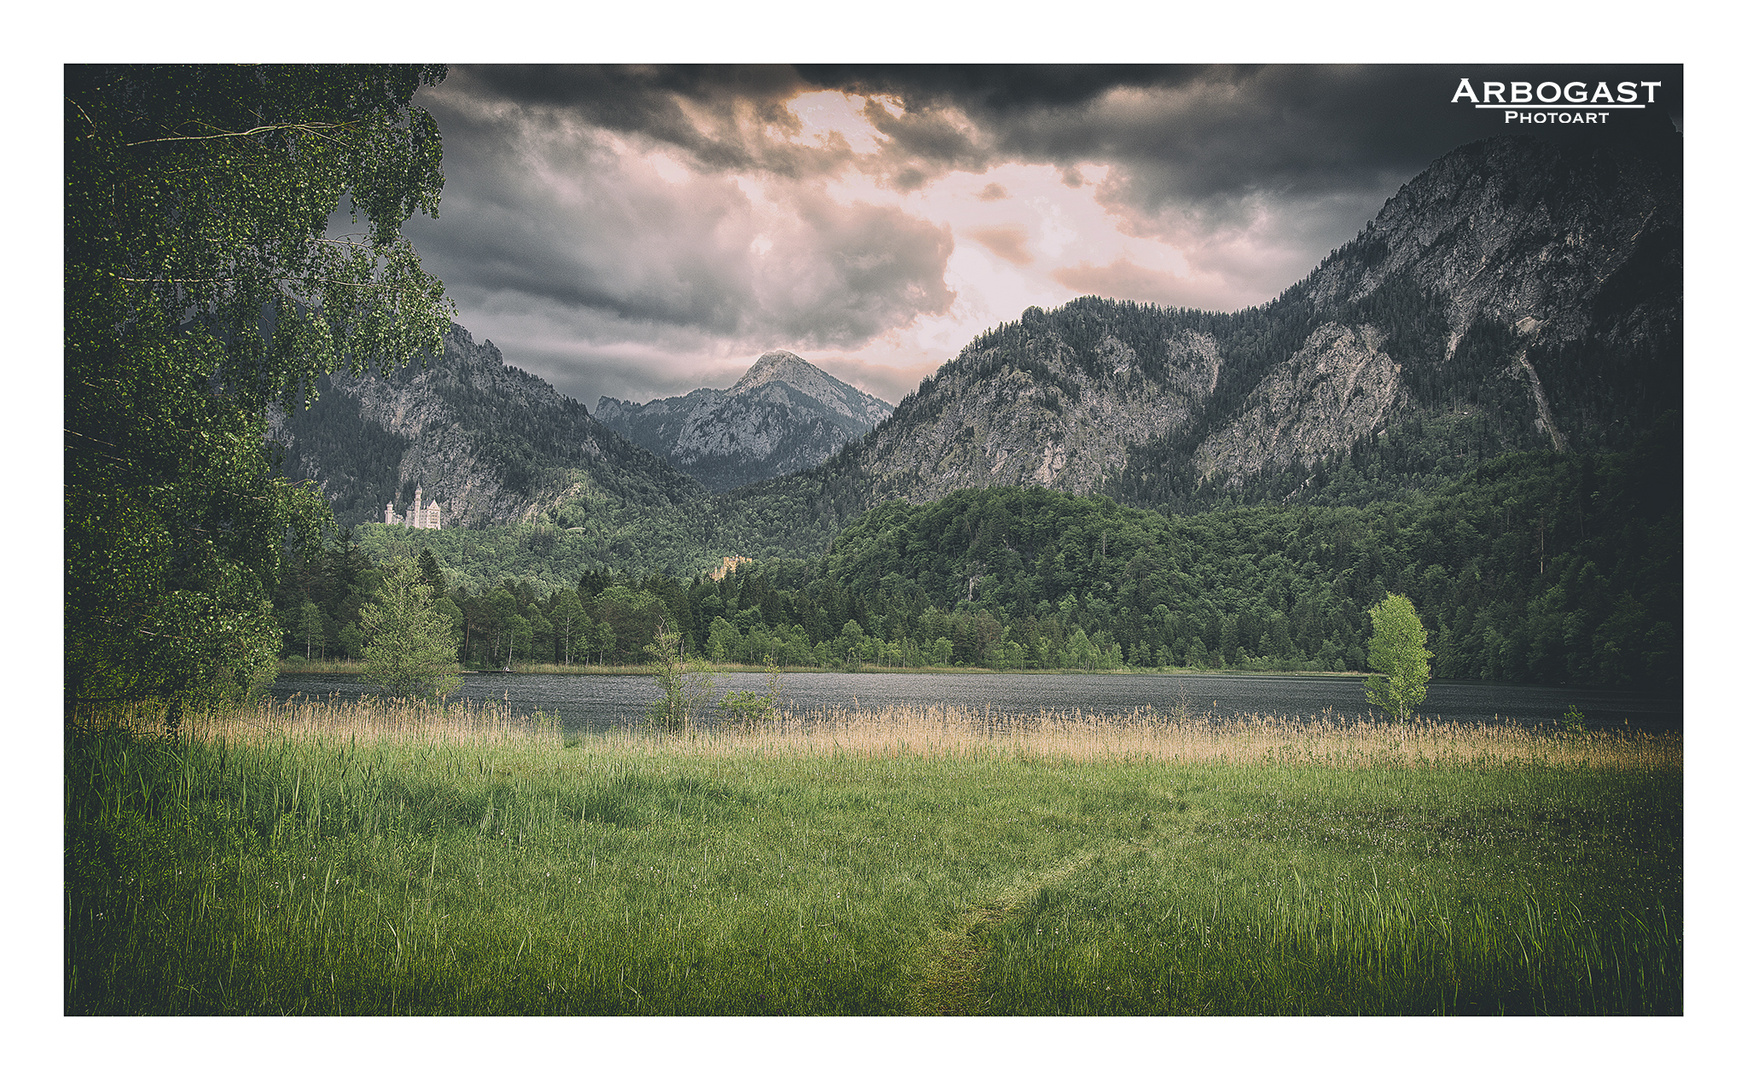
269;325;704;529
594;350;894;492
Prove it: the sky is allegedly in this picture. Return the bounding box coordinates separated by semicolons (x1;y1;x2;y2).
393;63;1682;410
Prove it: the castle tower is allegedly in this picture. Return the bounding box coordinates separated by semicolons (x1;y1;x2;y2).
384;487;440;529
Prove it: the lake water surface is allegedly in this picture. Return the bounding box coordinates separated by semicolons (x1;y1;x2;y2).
270;670;1681;736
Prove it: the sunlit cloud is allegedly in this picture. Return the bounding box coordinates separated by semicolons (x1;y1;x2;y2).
1052;258;1236;312
784;90;898;154
967;226;1034;267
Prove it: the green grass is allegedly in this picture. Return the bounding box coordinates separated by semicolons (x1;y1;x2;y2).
64;698;1681;1015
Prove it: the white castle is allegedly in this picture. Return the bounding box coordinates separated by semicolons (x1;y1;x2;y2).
385;485;442;530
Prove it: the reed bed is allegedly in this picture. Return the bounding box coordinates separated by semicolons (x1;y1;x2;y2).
623;703;1680;772
79;694;563;749
199;693;564;748
87;697;1679;772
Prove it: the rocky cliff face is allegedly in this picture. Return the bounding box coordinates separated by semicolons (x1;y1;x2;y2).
855;320;1220;504
1193;323;1401;483
1307;129;1681;353
595;351;894;492
837;125;1680;508
269;325;703;528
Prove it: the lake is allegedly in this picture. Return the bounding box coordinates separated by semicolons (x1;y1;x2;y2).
270;670;1681;736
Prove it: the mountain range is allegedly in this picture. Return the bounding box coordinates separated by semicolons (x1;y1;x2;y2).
271;124;1681;574
267;325;704;531
593;351;894;492
838;124;1680;510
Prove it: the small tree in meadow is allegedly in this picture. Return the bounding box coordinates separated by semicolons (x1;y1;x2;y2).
1364;592;1432;721
360;557;462;700
645;629;716;732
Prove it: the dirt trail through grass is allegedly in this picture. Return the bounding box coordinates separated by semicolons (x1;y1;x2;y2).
908;839;1140;1015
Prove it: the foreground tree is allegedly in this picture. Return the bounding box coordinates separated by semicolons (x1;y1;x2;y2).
66;65;453;715
360;558;461;699
1364;593;1433;721
644;630;717;732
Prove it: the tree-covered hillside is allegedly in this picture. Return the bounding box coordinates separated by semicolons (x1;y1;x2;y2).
787;416;1678;687
281;417;1678;690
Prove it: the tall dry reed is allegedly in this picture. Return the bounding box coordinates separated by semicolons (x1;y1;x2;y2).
610;703;1677;771
83;696;1677;772
79;693;562;749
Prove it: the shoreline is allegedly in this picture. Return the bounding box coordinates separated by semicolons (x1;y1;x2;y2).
274;659;1371;679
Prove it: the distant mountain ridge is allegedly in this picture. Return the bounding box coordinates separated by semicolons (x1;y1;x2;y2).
268;324;705;530
594;351;894;492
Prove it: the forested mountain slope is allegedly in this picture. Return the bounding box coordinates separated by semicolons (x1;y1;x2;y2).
799;416;1679;688
307;418;1676;689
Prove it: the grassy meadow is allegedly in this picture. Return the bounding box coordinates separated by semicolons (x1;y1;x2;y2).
65;696;1681;1015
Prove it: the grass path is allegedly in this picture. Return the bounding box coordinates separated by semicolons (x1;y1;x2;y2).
909;838;1144;1014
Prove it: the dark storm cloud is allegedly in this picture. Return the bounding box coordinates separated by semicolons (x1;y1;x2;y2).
406;96;758;335
407;70;955;347
810;64;1680;198
440;63;1681;214
443;65;835;177
857;93;991;179
809;63;1682;270
798;64;1215;113
852;63;1678;301
447;64;1679;270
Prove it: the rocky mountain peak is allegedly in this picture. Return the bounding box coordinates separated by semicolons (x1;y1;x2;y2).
735;350;811;388
729;350;880;421
267;323;701;530
594;349;895;492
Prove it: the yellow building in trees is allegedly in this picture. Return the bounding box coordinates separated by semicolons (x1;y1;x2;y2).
708;556;750;581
